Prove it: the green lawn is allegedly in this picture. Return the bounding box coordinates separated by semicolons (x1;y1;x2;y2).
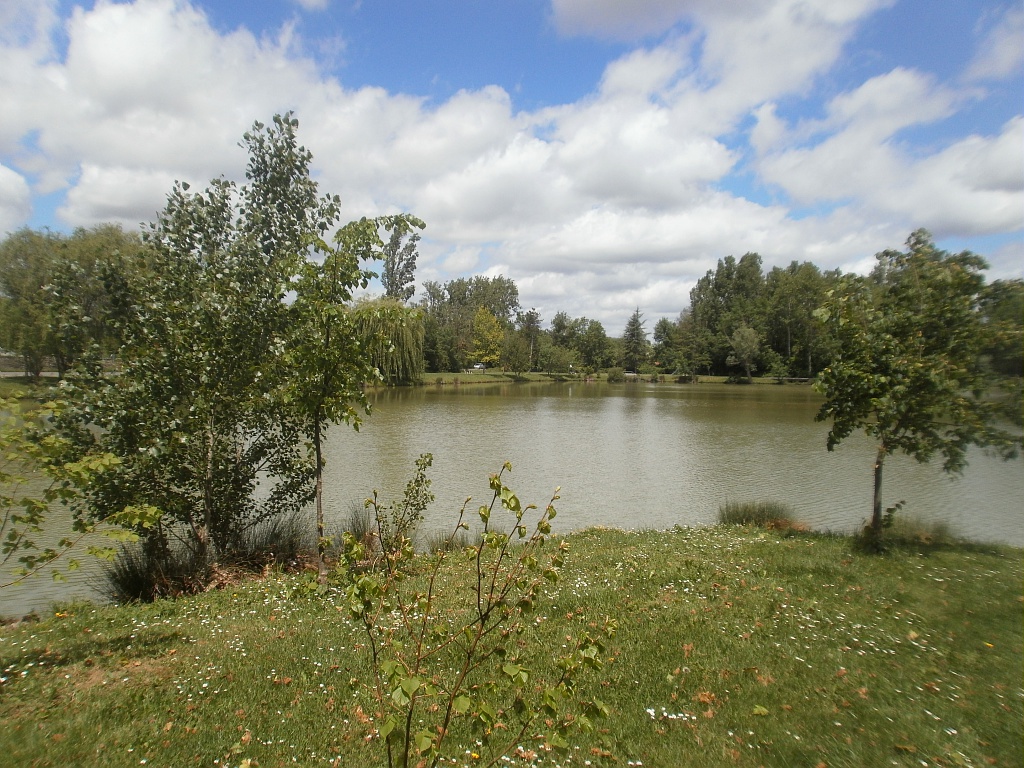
1;526;1021;767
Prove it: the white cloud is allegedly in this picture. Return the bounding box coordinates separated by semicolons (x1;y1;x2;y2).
965;5;1024;81
0;163;32;236
0;0;1019;331
293;0;330;10
756;72;1020;238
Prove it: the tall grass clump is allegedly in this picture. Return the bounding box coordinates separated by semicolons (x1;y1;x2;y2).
718;499;796;528
98;542;209;603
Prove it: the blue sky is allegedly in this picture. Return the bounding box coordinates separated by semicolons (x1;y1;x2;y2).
1;0;1021;329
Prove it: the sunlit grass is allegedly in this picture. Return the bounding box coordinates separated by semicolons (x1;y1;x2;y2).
1;526;1020;767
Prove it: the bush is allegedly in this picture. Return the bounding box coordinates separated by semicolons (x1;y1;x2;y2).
605;367;625;383
100;511;316;603
229;511;313;569
99;542;210;603
718;500;797;528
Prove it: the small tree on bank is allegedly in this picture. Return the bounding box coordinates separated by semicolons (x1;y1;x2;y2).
814;230;1022;549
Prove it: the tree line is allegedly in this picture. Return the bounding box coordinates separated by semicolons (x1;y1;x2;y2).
5;224;1022;384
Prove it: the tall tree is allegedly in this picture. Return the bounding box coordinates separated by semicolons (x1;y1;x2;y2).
815;230;1022;549
380;223;421;303
420;275;520;371
54;114;335;570
621;307;649;372
576;319;611;371
288;215;421;582
726;325;760;383
471;306;504;368
351;296;426;385
0;228;62;377
516;308;542;372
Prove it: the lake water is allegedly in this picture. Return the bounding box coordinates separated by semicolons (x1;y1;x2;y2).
3;381;1022;617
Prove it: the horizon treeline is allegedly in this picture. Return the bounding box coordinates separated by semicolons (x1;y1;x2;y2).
2;224;1022;381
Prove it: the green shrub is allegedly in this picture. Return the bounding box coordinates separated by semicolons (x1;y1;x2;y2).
605;366;625;383
718;499;796;528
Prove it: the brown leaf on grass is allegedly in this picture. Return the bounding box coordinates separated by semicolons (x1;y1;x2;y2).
240;730;251;745
756;673;775;686
51;734;65;742
683;643;694;658
857;687;869;699
894;744;917;753
694;691;717;705
163;721;173;732
835;668;847;678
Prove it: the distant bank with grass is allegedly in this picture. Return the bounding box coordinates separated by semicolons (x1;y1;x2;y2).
1;524;1020;768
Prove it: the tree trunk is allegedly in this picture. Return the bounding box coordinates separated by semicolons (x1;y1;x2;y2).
198;415;214;564
314;418;327;586
869;444;886;550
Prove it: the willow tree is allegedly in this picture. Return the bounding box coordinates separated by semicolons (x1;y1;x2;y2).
351;297;426;386
815;230;1022;549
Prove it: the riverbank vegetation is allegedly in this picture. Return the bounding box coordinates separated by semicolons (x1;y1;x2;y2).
1;524;1020;767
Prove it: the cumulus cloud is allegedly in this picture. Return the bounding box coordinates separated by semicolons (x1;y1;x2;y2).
0;0;1019;330
755;72;1020;237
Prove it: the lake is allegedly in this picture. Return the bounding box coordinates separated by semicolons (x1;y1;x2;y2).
3;381;1022;617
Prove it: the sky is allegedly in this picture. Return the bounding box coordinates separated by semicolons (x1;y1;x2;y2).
1;0;1022;331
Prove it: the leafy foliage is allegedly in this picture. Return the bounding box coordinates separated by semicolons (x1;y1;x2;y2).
51;115;344;572
1;394;158;588
814;230;1023;548
380;224;421;303
621;307;649;372
471;306;505;368
336;461;614;767
350;296;426;386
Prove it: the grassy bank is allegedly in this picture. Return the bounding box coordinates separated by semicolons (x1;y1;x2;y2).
1;526;1021;767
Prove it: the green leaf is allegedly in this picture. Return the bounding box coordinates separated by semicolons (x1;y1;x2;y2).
453;694;471;714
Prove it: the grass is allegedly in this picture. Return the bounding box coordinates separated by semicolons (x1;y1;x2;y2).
718;500;797;528
0;525;1021;767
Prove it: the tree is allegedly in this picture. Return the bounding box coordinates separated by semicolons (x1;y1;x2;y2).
576;319;611;371
54;114;336;574
380;223;421;303
420;276;520;372
0;229;61;377
621;307;648;372
286;217;416;583
979;279;1024;377
471;306;504;368
517;308;542;371
726;325;759;383
815;230;1022;549
47;225;145;376
351;296;426;385
502;330;532;377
